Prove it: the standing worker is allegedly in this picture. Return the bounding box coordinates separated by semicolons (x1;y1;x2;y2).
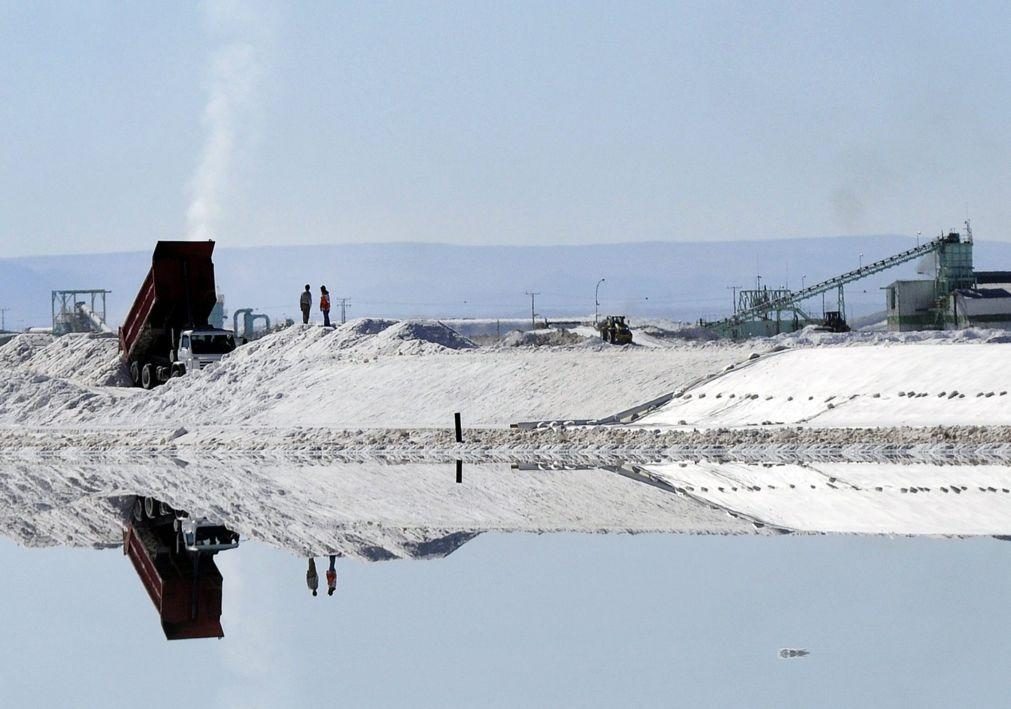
299;284;312;324
327;555;337;596
320;285;332;327
306;557;319;597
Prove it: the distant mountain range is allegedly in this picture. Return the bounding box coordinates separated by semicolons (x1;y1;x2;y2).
4;236;1011;331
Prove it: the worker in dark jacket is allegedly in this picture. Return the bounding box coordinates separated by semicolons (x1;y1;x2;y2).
299;284;312;324
320;285;332;327
306;557;318;597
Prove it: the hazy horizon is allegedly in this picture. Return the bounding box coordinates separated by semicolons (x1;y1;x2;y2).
3;231;917;261
4;1;1011;258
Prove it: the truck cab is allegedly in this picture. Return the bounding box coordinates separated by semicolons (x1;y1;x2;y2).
172;328;236;378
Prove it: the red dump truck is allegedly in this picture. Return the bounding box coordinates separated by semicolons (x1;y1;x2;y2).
123;496;239;640
119;240;235;388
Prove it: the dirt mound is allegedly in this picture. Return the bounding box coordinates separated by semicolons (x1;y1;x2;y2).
500;329;589;347
328;318;399;350
363;321;477;355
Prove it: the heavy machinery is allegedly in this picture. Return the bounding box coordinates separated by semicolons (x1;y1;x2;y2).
119;241;236;388
597;315;633;344
123;496;239;640
818;311;850;333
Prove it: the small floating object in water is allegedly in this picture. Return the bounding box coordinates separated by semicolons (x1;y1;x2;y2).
778;648;810;659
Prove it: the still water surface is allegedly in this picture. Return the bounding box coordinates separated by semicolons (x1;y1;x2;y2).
1;459;1008;708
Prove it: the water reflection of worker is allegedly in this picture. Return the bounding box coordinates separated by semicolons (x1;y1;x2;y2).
306;558;319;597
327;555;337;596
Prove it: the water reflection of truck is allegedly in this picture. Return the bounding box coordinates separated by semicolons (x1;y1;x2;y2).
123;496;239;640
119;241;236;388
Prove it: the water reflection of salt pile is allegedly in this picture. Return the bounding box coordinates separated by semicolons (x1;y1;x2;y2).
643;461;1011;535
1;457;1009;562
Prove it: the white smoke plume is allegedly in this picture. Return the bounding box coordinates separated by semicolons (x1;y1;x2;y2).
185;0;263;241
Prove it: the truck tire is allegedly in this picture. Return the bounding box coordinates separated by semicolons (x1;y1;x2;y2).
129;361;141;387
141;363;155;390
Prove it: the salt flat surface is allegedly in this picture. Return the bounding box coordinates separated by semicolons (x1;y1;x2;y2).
636;343;1011;429
644;461;1011;535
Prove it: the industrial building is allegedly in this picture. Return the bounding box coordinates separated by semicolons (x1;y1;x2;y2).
885;227;1011;331
950;272;1011;328
702;223;1011;338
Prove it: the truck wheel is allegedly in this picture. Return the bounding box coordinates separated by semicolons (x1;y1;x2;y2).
141;363;155;389
144;497;157;519
132;497;144;522
129;361;140;386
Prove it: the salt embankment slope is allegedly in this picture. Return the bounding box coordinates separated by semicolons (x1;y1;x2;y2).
7;324;1011;433
643;461;1011;536
0;320;753;429
634;342;1011;429
119;323;747;428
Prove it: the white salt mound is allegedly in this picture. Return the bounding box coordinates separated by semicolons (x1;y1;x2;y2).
360;320;476;356
500;329;590;348
0;332;128;387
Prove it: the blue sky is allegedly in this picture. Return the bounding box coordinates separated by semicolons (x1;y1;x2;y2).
3;1;1011;257
1;532;1009;708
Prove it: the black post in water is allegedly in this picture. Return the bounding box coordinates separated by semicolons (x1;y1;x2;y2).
456;459;463;484
454;412;462;443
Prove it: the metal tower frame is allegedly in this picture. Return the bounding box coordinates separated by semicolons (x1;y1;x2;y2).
703;233;956;338
51;289;112;335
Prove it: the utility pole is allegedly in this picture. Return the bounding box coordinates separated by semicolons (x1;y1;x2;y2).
0;307;8;332
594;278;606;325
525;291;540;329
335;298;350;324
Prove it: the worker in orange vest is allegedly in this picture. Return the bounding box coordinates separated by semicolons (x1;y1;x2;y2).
320;285;331;327
327;555;337;596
